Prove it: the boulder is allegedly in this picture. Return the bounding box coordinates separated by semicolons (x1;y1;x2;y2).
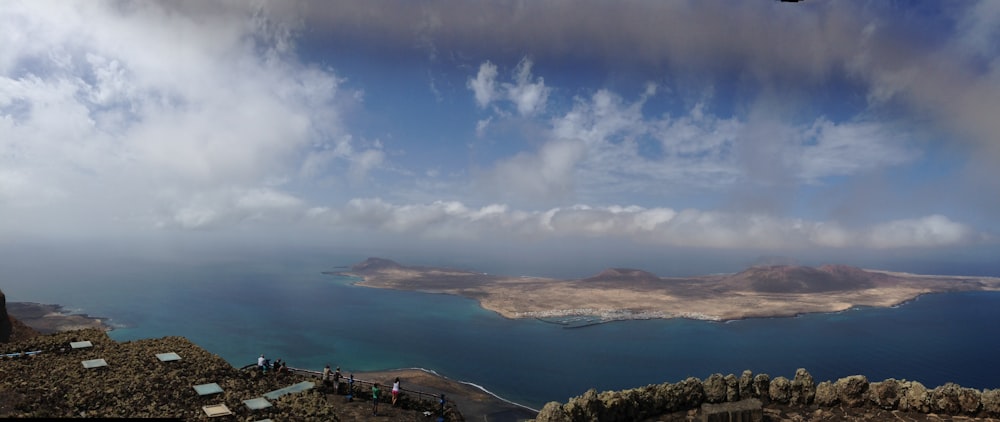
982;389;1000;415
657;378;704;413
738;370;754;400
752;374;770;404
931;383;963;414
790;368;815;405
676;377;706;409
834;375;869;407
725;373;740;402
703;373;727;403
562;388;600;421
899;380;930;413
869;379;900;410
768;377;791;404
535;401;572;422
597;389;636;421
957;387;982;415
654;382;683;413
814;381;837;406
930;382;981;415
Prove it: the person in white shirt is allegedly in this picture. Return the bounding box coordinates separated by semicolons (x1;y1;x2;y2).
391;377;401;406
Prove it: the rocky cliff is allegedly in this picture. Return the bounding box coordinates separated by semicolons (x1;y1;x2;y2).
532;368;1000;421
0;289;10;342
0;289;37;343
0;291;55;343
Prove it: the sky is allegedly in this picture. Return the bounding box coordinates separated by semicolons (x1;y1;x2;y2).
2;0;999;278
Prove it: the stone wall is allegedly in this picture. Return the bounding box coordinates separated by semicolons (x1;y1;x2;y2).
533;369;1000;421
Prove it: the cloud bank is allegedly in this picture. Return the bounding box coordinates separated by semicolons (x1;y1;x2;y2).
307;199;978;250
2;0;996;264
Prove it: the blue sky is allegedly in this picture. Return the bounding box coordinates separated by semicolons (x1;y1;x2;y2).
2;1;999;277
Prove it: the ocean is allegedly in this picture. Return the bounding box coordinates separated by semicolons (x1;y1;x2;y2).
6;255;1000;410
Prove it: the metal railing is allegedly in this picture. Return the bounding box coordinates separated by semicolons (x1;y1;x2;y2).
290;367;449;406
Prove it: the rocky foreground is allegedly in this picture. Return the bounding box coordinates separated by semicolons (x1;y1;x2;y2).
4;328;1000;421
0;328;462;421
8;329;1000;422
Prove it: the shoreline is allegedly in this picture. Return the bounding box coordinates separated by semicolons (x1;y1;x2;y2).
369;367;539;412
349;367;539;421
5;302;112;334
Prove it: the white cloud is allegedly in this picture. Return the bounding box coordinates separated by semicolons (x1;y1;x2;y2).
467;57;550;117
483;139;586;203
731;110;917;187
157;187;305;230
485;83;915;206
475;117;492;137
313;199;981;250
350;148;386;181
864;215;974;249
0;1;373;235
504;58;549;116
798;118;916;182
308;0;1000;211
656;102;738;158
467;60;498;108
954;0;1000;61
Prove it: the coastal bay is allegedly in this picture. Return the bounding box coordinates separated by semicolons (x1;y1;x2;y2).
7;256;1000;412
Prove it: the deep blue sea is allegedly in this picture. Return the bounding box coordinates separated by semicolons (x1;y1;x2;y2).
7;256;1000;410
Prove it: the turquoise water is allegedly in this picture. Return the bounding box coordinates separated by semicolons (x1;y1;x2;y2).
7;257;1000;410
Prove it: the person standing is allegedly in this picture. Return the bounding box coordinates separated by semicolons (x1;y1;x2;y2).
333;367;343;394
346;374;355;402
372;382;381;415
437;393;447;422
257;354;265;373
391;377;401;406
322;365;332;389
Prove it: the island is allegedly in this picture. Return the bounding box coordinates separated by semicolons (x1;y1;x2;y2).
331;258;1000;323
